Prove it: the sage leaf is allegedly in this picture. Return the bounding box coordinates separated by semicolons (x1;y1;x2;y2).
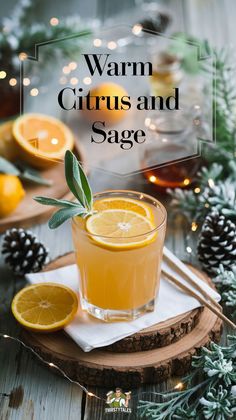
78;162;92;210
34;150;93;229
0;157;20;176
0;158;52;186
49;207;86;229
17;162;53;186
34;196;83;208
65;150;90;209
20;169;53;186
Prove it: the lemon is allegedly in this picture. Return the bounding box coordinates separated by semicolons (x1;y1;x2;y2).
11;283;78;332
83;82;128;125
0;174;25;218
86;209;156;249
93;197;153;221
12;113;74;169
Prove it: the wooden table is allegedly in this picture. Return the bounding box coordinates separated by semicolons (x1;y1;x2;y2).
0;0;234;418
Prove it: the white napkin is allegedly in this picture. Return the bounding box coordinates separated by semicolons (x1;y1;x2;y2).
26;248;220;352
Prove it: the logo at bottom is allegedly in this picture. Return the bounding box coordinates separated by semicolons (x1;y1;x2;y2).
105;388;132;414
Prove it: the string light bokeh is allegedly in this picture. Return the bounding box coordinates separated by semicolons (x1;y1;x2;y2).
0;332;186;405
0;333;104;401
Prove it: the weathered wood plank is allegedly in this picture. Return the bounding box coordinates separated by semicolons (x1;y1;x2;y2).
0;223;83;420
182;0;236;51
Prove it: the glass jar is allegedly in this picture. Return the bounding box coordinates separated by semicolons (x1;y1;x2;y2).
141;109;203;190
149;52;183;97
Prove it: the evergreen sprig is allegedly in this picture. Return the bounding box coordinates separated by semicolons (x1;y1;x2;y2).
168;164;236;224
34;150;93;229
168;45;236;225
213;264;236;318
168;32;210;75
138;336;236;419
0;0;91;73
210;48;236;153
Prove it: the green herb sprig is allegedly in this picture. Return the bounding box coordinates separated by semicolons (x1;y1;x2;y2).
34;150;93;229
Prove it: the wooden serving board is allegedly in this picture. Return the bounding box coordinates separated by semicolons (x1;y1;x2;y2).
23;254;222;388
0;143;85;233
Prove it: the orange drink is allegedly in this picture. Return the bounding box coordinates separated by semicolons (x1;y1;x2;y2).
72;190;166;321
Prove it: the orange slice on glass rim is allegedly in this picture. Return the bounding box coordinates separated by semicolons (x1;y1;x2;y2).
86;209;156;249
93;197;154;221
12;113;74;169
11;283;78;332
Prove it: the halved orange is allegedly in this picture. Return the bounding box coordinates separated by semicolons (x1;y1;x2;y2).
0;174;25;218
93;197;153;221
0;120;17;161
11;283;78;332
12;113;74;168
86;209;156;249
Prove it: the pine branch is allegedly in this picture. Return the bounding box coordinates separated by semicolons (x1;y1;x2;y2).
214;264;236;318
168;45;236;226
168;162;236;225
138;336;236;419
0;0;92;72
204;47;236;156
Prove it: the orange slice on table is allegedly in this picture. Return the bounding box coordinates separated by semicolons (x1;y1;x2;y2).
11;283;78;332
93;197;154;221
12;113;74;169
86;209;156;250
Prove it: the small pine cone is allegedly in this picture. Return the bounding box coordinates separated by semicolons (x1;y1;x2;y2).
197;210;236;275
2;228;49;275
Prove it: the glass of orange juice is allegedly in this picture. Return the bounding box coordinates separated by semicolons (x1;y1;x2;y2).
72;190;167;322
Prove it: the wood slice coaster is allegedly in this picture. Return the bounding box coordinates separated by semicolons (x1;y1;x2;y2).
0;143;85;233
45;253;202;352
23;253;222;388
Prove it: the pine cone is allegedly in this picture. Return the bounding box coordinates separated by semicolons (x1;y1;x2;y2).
2;228;49;275
139;12;170;33
197;210;236;275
